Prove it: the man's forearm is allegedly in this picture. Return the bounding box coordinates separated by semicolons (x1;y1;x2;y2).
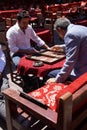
15;48;39;55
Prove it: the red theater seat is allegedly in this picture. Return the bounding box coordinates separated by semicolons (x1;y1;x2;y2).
29;72;87;112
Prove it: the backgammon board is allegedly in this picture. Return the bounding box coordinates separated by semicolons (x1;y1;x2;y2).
40;50;65;58
26;47;65;64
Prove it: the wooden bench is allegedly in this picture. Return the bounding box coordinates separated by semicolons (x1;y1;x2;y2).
3;72;87;130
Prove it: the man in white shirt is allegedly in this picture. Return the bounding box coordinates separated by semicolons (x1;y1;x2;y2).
6;10;50;66
6;10;51;92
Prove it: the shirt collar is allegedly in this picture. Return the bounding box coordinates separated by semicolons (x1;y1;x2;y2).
15;22;29;32
67;24;74;31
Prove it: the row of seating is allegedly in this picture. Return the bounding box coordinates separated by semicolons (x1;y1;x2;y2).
46;1;87;12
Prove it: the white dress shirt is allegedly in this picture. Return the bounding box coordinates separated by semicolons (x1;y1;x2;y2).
0;45;6;73
6;23;45;56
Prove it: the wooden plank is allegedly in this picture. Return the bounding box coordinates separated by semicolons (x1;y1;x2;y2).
57;92;72;130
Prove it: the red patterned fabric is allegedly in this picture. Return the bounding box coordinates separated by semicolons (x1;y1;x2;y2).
29;72;87;112
29;83;68;111
17;56;65;77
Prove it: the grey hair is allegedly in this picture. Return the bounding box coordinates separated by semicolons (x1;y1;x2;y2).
54;17;71;30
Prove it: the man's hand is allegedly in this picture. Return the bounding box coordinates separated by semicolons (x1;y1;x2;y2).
51;45;63;51
45;78;56;84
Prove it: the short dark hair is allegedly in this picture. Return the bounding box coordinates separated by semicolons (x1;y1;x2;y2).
17;10;30;21
54;17;71;30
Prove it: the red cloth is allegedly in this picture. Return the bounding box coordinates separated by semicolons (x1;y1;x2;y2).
17;56;65;77
29;72;87;112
